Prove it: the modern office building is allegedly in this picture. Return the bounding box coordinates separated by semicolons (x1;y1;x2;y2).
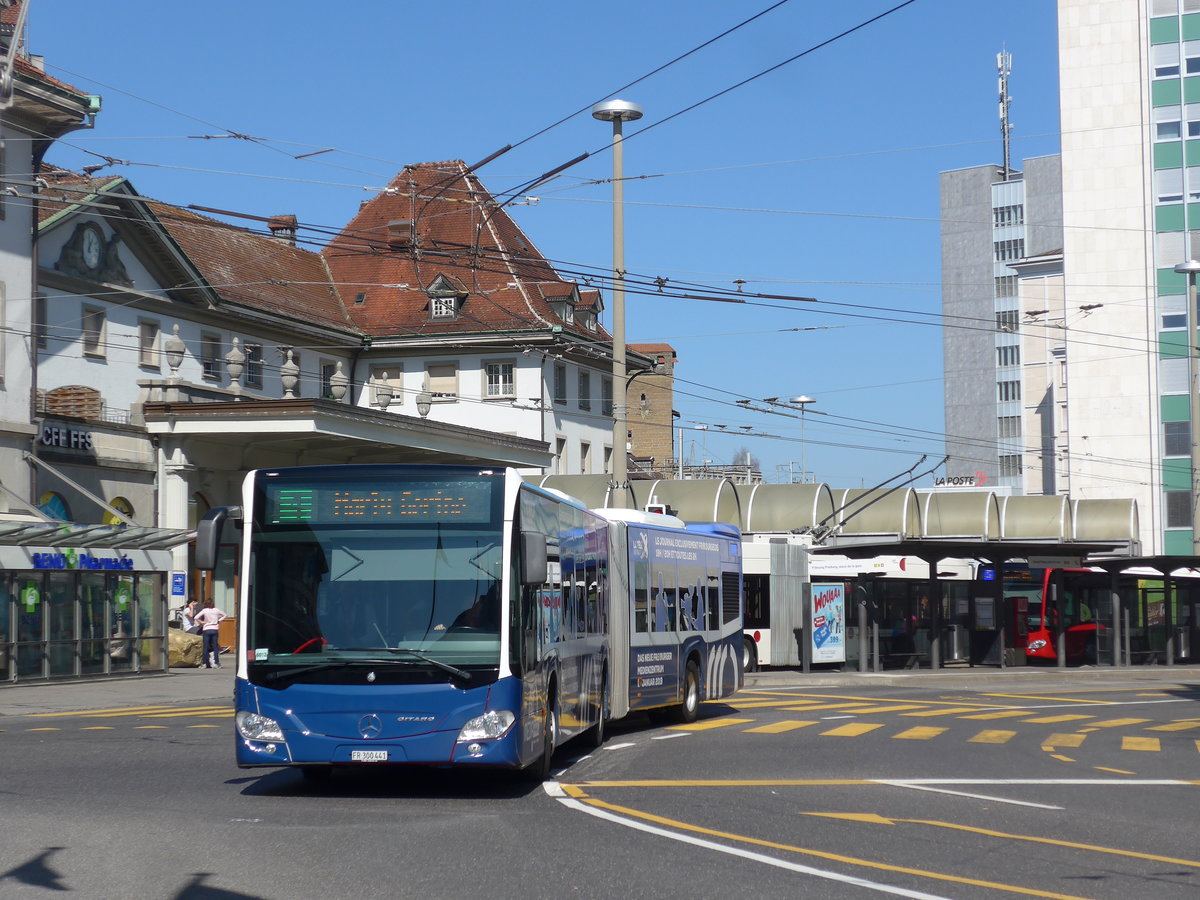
941;0;1200;555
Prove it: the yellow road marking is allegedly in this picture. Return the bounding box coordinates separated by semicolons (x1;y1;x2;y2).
1094;767;1136;775
1147;720;1200;732
666;718;754;732
729;700;801;709
80;726;114;731
892;726;946;740
821;723;885;737
1050;754;1075;762
26;727;59;732
1085;718;1150;729
576;793;1097;900
743;720;819;734
779;702;877;712
1022;714;1094;724
1122;736;1161;752
139;711;233;719
1043;733;1086;749
767;692;996;708
900;707;982;717
1196;740;1200;754
969;730;1016;744
134;725;168;730
27;710;229;724
984;693;1114;704
843;704;928;713
959;709;1029;720
802;813;1200;869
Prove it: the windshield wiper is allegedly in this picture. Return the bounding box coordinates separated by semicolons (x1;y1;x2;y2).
340;647;473;683
392;648;473;683
261;657;402;684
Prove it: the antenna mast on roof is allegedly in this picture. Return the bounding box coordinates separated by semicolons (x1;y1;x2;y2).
998;47;1013;182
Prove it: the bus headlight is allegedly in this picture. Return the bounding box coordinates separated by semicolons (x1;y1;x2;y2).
457;710;515;742
1027;639;1047;652
237;710;284;742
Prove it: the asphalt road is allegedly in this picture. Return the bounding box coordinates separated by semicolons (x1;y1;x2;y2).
1;667;1198;899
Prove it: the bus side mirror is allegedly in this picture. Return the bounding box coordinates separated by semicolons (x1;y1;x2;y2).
196;506;241;571
520;531;547;585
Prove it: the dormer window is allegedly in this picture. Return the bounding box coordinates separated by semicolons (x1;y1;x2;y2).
427;274;467;321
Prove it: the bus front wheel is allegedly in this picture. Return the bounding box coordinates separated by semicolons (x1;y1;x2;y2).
524;692;558;782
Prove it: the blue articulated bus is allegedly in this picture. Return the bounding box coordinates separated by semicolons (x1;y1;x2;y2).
196;465;742;781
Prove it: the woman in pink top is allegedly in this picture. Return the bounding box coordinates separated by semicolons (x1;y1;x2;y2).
194;600;228;668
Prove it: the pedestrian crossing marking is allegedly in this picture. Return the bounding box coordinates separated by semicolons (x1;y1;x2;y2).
1146;720;1200;732
1122;736;1161;752
1021;714;1094;724
1083;718;1151;729
900;707;982;718
1043;733;1086;749
743;720;819;734
822;722;886;737
667;718;755;732
892;727;946;741
959;710;1029;720
968;730;1016;744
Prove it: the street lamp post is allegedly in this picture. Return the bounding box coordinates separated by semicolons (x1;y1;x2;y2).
593;99;643;509
790;395;816;483
1174;260;1200;553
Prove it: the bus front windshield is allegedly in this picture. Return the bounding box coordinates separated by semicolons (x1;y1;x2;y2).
246;467;508;684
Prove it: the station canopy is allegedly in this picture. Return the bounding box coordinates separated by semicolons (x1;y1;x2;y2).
529;477;1142;563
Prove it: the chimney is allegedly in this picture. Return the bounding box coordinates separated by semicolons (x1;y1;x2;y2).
267;214;298;246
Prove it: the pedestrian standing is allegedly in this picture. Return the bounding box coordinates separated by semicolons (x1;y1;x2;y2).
194;599;228;668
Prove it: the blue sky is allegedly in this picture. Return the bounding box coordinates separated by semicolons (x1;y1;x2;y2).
33;0;1062;487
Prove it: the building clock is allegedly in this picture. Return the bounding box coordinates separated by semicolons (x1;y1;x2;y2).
81;223;103;270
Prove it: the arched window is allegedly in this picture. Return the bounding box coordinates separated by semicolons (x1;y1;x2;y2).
38;492;71;521
102;497;134;526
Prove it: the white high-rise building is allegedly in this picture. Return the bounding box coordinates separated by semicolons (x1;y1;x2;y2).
942;0;1200;555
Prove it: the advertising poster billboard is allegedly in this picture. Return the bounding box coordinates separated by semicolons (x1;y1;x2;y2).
811;582;845;664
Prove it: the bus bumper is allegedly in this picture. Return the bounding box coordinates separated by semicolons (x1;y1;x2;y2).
233;676;527;769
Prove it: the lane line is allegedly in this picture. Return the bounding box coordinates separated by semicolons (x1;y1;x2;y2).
565;793;1091;900
743;720;819;734
900;707;983;718
892;727;947;741
1042;733;1086;748
822;723;886;737
968;730;1016;744
877;781;1063;810
573;777;1200;788
666;718;754;732
1121;736;1161;752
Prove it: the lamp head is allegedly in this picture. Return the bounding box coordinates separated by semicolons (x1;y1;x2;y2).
592;99;643;123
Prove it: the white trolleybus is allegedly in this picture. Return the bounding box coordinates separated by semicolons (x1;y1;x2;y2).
197;464;743;780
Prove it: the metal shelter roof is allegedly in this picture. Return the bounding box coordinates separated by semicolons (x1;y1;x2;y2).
0;519;193;551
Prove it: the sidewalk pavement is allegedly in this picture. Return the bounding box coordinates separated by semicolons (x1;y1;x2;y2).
2;662;1198;719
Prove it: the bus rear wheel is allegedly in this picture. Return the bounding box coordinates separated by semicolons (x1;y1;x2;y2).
583;671;607;749
742;637;758;673
675;660;701;724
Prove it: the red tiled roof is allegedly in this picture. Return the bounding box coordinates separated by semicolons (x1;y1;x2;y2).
629;342;676;357
146;203;356;332
323;161;609;341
